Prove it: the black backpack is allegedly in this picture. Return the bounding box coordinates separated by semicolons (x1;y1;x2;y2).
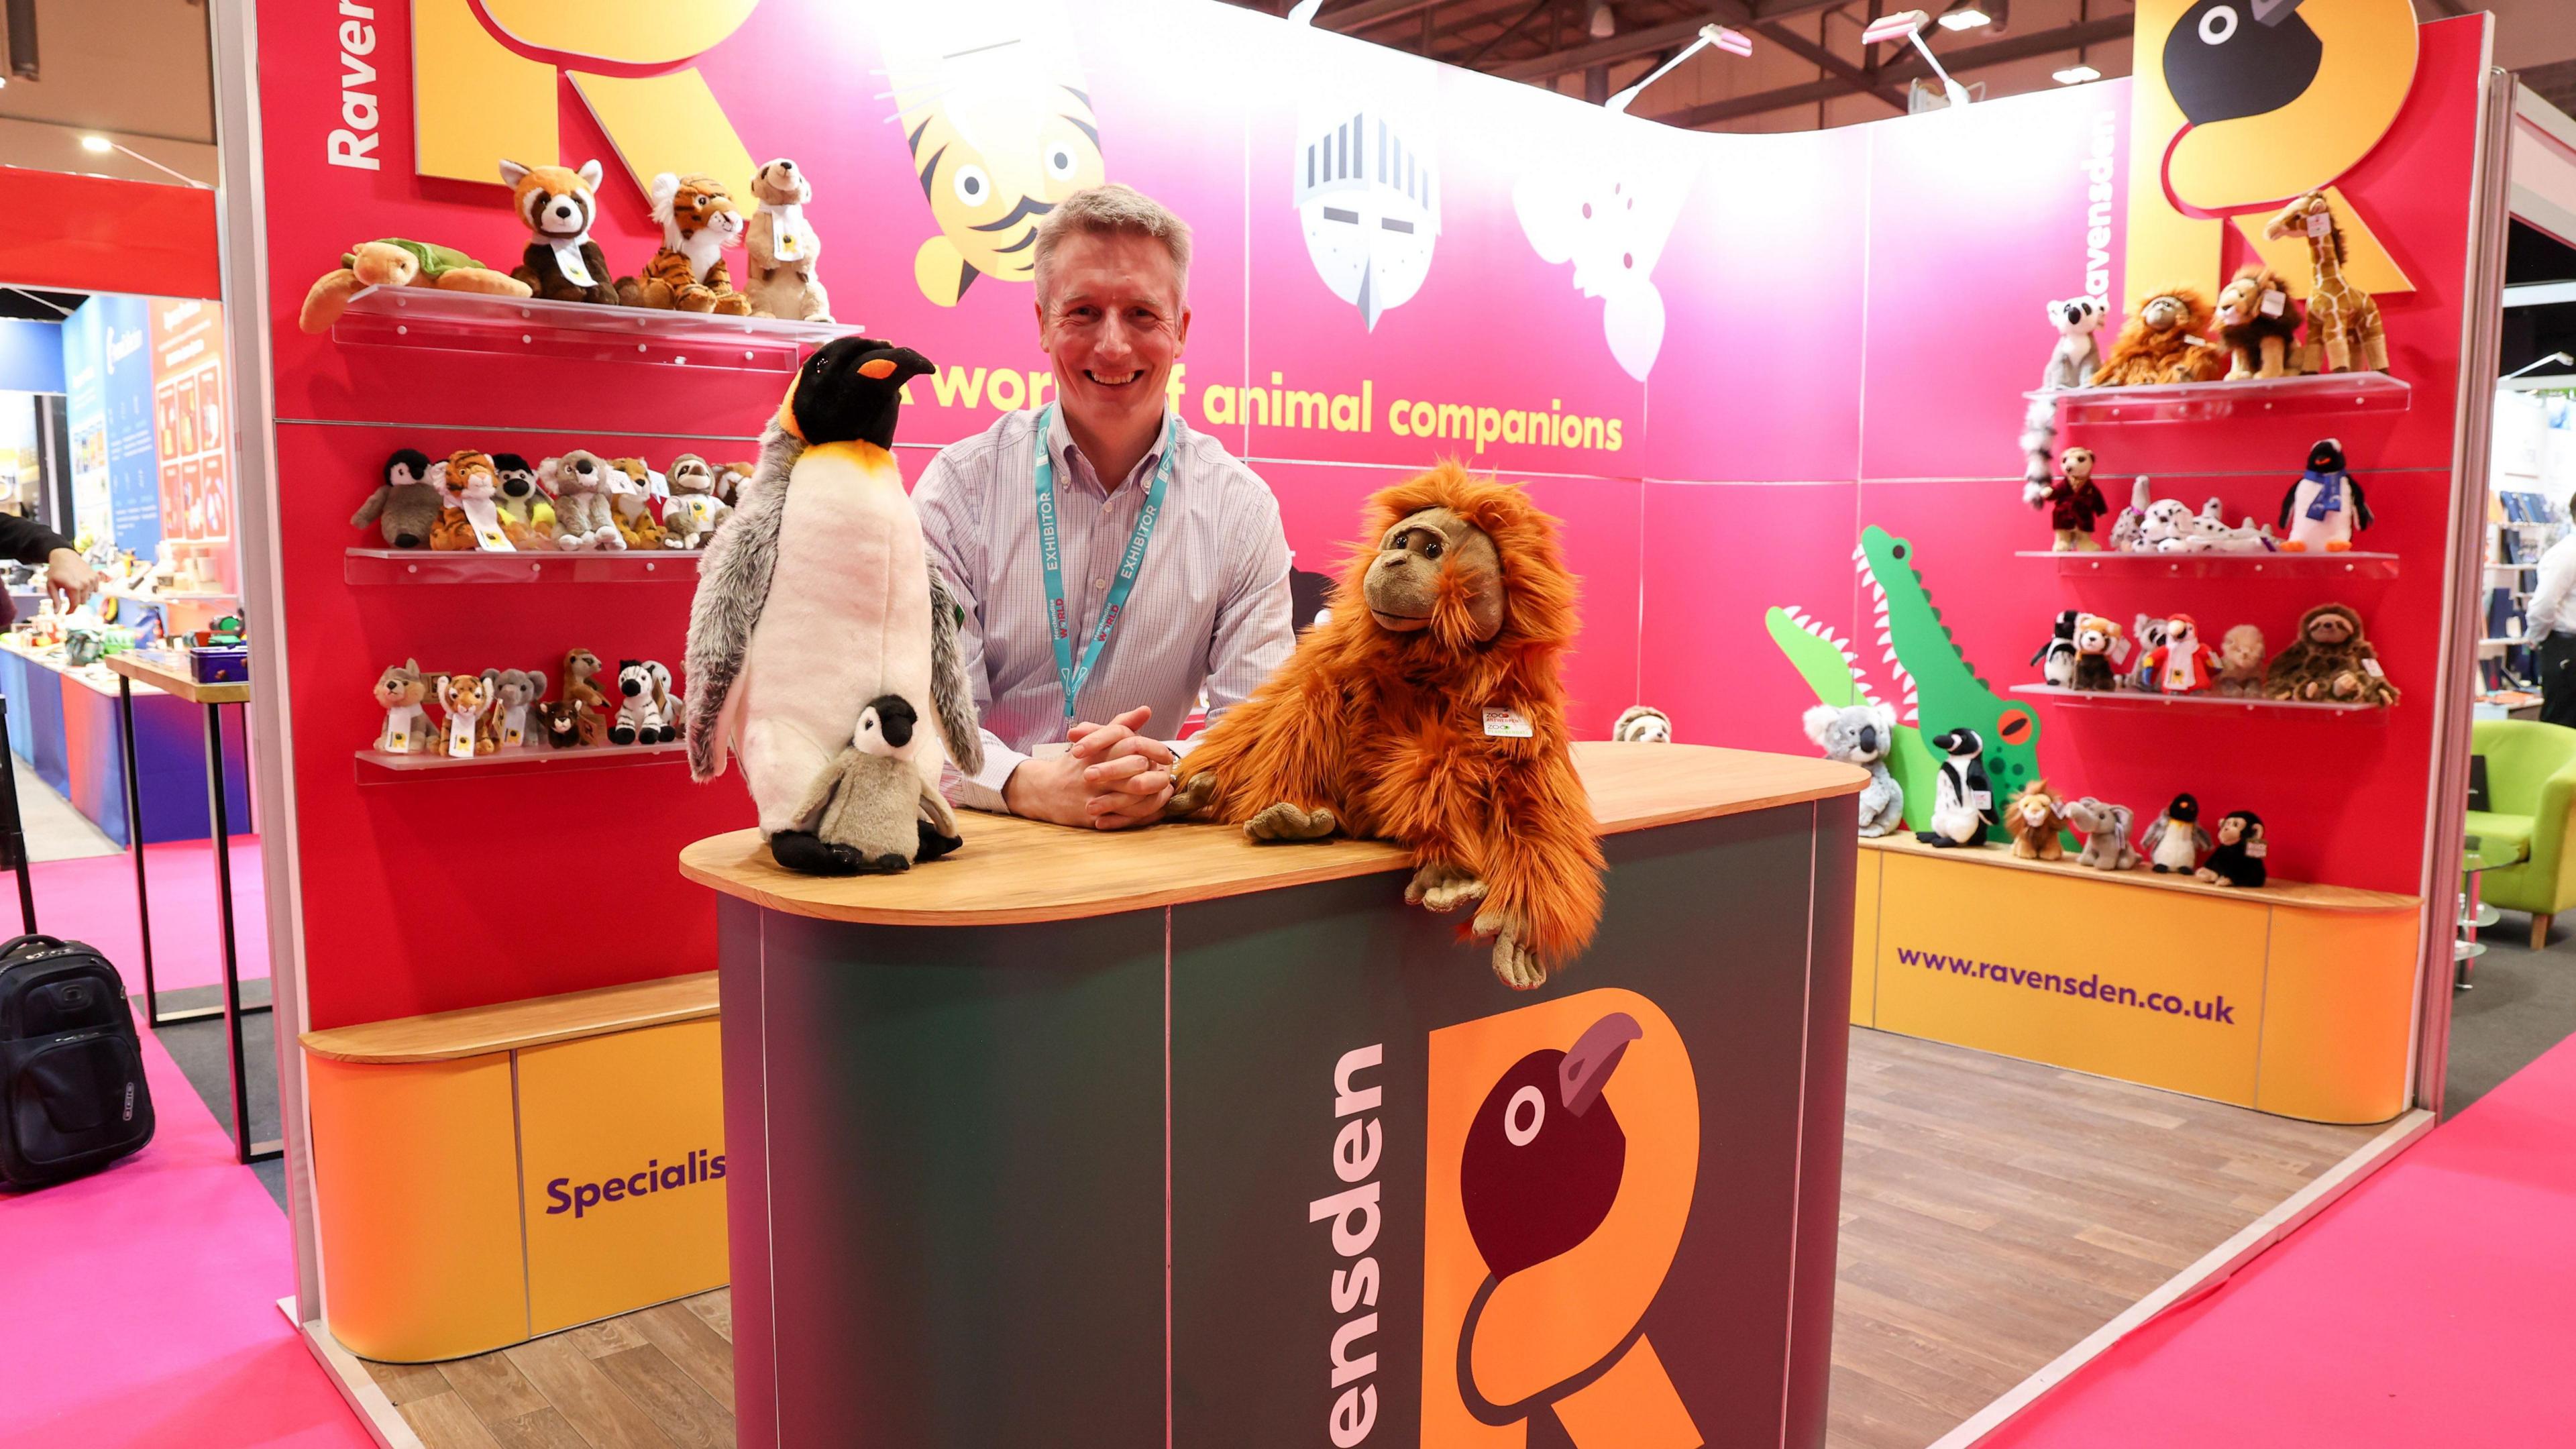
1;935;156;1188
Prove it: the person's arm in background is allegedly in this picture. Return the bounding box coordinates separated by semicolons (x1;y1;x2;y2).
0;514;94;606
915;454;1026;814
2528;537;2576;647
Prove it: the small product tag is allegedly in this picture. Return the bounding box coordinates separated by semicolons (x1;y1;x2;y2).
2109;637;2134;666
2307;212;2331;238
2247;843;2269;859
552;240;596;287
1483;706;1533;738
2363;657;2385;678
1970;790;1992;810
503;704;529;749
773;203;807;262
447;714;477;759
383;720;409;753
2260;289;2287;318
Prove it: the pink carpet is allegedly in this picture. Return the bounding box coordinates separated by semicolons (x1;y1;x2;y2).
21;838;270;996
1984;1035;2576;1447
0;1014;369;1448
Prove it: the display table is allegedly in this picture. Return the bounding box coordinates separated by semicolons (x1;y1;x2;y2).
1850;834;2420;1124
681;741;1863;1449
0;635;250;847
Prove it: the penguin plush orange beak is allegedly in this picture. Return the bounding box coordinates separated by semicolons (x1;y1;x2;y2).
1458;1013;1646;1279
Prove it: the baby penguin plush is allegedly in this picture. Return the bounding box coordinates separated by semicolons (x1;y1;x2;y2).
2198;809;2267;888
787;696;966;873
1803;701;1904;838
1916;727;1994;848
351;448;441;549
2141;794;2212;874
686;337;985;875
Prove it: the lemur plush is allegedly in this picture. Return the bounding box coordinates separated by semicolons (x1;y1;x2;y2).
431;450;512;551
2032;608;2081;688
2142;612;2222;694
606;458;667;550
2278;438;2371;553
2072;614;2123;692
2062;796;2141;871
478;667;547;750
490;452;555;549
1612;705;1673;743
2006;779;2065;861
2028;447;2110;551
660;453;730;549
2140;794;2212;874
616;173;753;315
2020;296;2109;490
2092;287;2225;386
1915;727;1994;848
371;659;435;753
788;697;963;873
1803;701;1905;839
2215;265;2304;380
2264;602;2398;706
435;672;493;759
351;448;443;549
744;158;833;323
2198;809;2267;888
498;160;620;306
545;451;620;551
2131;615;2169;691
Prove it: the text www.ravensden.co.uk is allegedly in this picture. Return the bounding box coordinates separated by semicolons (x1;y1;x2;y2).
1893;947;2237;1024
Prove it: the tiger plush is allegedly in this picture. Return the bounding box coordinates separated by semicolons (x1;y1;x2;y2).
616;173;754;315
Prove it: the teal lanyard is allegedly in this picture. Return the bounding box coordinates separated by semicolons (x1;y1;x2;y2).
1034;403;1176;729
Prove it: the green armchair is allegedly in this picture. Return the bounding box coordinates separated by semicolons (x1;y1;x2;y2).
2469;719;2576;949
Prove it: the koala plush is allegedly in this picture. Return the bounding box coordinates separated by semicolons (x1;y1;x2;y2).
1802;700;1904;838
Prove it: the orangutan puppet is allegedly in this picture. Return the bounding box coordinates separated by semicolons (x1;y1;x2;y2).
1165;463;1603;991
2092;286;2226;386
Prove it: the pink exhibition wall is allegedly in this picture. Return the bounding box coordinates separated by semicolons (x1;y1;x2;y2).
248;0;2487;1026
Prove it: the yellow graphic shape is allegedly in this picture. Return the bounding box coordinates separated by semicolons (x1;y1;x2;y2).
2232;184;2414;297
479;0;759;64
413;0;557;187
879;0;1107;307
2125;0;2420;304
570;69;761;216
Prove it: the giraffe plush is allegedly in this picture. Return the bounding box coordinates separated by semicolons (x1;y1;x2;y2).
2264;191;2387;374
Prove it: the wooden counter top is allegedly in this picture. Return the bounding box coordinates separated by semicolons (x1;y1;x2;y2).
105;649;250;705
302;971;718;1064
1858;831;2420;912
680;742;1865;926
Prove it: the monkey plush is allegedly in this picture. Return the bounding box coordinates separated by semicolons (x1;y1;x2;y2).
2263;603;2398;706
2214;265;2304;380
1165;464;1601;991
2092;287;2226;386
2198;810;2267;888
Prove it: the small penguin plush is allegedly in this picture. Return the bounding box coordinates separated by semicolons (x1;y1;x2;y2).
685;336;985;875
350;447;442;549
1915;727;1995;848
2197;809;2267;888
2140;793;2213;874
2031;608;2081;688
2277;439;2371;553
786;696;966;874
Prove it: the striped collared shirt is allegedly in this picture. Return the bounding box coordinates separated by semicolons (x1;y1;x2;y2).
915;406;1295;812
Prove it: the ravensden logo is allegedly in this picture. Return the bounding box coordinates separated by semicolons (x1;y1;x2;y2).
1422;990;1703;1448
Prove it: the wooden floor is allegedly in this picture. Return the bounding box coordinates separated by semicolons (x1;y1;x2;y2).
359;1028;2382;1449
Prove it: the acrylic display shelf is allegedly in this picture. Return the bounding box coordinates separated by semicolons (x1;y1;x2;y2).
354;740;688;779
346;549;704;584
2017;549;2400;579
329;286;860;372
2028;372;2412;425
2010;683;2388;716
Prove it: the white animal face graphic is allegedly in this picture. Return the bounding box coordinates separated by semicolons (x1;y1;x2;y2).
1294;104;1440;330
1513;136;1693;380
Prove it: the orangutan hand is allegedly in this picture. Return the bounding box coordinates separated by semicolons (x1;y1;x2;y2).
1165;770;1220;820
1244;800;1338;843
1405;861;1488;914
1474;907;1546;991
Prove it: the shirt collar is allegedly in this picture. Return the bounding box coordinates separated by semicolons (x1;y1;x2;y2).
1045;405;1179;499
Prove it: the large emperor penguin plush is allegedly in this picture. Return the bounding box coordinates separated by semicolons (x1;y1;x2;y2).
684;336;984;875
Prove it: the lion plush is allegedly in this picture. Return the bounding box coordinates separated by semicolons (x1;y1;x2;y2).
2006;780;2065;861
2092;287;2226;386
2215;265;2304;380
1165;463;1602;991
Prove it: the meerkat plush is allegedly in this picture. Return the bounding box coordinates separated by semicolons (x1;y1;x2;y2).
2062;796;2141;871
545;451;620;551
435;672;493;759
2072;614;2123;692
2277;439;2371;553
2216;625;2266;696
2140;793;2212;874
372;659;435;753
2092;287;2226;386
1915;727;1994;849
499;159;621;306
660;453;730;549
1164;465;1601;991
686;337;985;877
744;158;833;323
1612;705;1672;743
616;173;753;315
2142;612;2222;694
2006;780;2065;862
351;448;442;549
2027;447;2110;551
2198;809;2267;888
788;697;965;873
1803;701;1905;839
2265;603;2399;706
563;648;610;712
2215;265;2304;380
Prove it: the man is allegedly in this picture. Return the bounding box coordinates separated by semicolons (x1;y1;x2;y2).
916;184;1295;828
2524;508;2576;728
0;513;97;627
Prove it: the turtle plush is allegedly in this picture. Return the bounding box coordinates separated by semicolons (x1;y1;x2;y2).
300;239;531;333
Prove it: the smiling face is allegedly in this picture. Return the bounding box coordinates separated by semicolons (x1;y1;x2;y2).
1364;505;1502;640
1037;230;1190;444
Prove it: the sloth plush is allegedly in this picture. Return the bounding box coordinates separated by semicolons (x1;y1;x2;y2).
1166;463;1601;991
2093;287;2226;386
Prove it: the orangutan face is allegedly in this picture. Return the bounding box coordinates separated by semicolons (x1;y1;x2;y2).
2140;294;2194;333
1366;506;1504;641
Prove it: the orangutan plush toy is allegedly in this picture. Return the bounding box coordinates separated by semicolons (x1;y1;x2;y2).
1165;463;1602;991
2092;286;2226;386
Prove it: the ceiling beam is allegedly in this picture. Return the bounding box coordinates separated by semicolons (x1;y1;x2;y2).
1756;19;1907;113
1490;9;1746;81
1321;0;1448;33
1650;13;2133;126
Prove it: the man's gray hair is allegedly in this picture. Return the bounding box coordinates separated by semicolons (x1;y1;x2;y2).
1033;184;1192;308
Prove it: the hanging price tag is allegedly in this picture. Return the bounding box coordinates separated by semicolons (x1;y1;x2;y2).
2307;212;2332;238
2260;289;2288;317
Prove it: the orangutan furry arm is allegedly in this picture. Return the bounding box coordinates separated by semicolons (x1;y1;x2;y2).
1167;464;1605;989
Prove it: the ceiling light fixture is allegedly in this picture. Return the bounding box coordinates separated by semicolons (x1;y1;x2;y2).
1286;0;1325;24
2053;62;2102;84
1604;22;1749;114
1588;1;1616;40
80;134;112;154
1937;7;1994;31
1862;11;1972;109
